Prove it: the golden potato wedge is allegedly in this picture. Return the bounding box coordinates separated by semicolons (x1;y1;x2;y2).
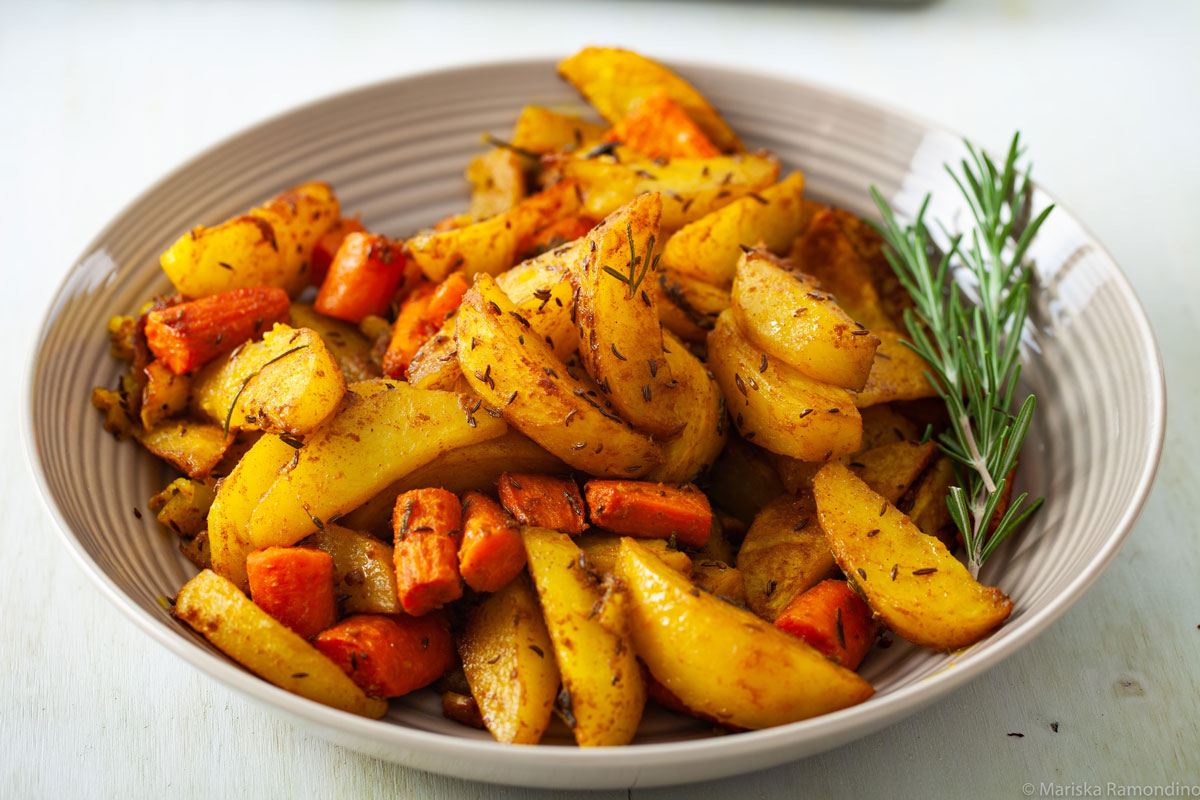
558;47;742;153
289;303;379;383
731;248;879;390
570;193;680;437
618;538;873;728
247;380;507;549
907;455;958;548
309;524;399;615
456;273;660;477
140;359;190;429
645;330;726;483
578;534;692;578
136;420;231;480
91;386;135;439
708;310;862;461
791;207;893;331
556;152;779;230
706;436;784;524
148;477;214;538
404;317;466;392
459;576;561;744
510;106;608;154
467;148;527;219
691;561;746;606
161;182;339;299
494;242;577;301
830;207;914;330
175;569;387;718
523;528;645;746
737;494;838;621
848;440;938;504
813;462;1013;650
192;323;345;436
692;517;738;565
653;269;730;342
855;330;940;407
860;404;921;450
408;180;580;281
661;172;807;287
766;453;824;496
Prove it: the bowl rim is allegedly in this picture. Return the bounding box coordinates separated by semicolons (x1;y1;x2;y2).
23;54;1168;777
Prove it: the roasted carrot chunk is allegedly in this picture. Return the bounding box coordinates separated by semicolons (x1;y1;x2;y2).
393;488;464;616
458;491;526;592
583;480;712;548
144;286;289;375
310;216;366;287
774;579;877;670
315;232;418;323
497;473;586;535
382;272;470;379
314;612;455;698
524;214;597;256
604;91;720;160
245;546;338;639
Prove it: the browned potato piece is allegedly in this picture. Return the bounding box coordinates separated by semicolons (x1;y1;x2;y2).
860;404;922;449
645;330;726;483
459;576;561;744
618;538;873;729
558;47;742;153
180;532;211;570
408;180;580;281
578;534;692;578
706;436;784;524
767;453;824;496
107;315;136;360
309;524;399;615
691;562;746;605
813;462;1013;650
456;273;660;477
907;455;958;548
91;386;135;439
570;193;680;437
653;269;730;342
510;106;607;154
404;317;465;392
791;208;893;331
136;420;231;480
140;360;190;429
160;182;339;299
848;441;938;504
708;310;862;461
148;477;214;538
731;248;879;390
175;569;387;718
831;207;914;330
289;303;379;383
467;148;526;219
855;330;940;407
660;172;807;287
556;153;779;230
737;494;838;621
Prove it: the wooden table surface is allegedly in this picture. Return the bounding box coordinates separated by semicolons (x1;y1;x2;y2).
4;1;1198;796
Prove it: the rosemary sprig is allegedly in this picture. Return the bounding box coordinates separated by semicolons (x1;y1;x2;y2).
223;345;309;435
601;222;659;299
870;132;1053;577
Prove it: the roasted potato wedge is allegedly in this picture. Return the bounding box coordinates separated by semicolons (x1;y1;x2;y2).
791;208;893;331
309;524;399;615
831;207;914;330
140;359;190;429
175;569;387;718
855;330;940;407
731;248;879;390
907;455;958;548
148;477;214;538
135;420;231;480
661;172;806;287
848;440;937;504
510;106;607;154
160;182;339;299
691;561;746;605
467;148;526;219
708;310;862;461
737;494;838;621
813;462;1013;650
289;303;379;383
459;576;561;745
645;330;726;483
653;269;730;342
523;528;645;747
618;538;873;729
578;534;692;578
456;273;660;477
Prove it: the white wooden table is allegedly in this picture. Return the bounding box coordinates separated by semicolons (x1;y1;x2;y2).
4;1;1198;796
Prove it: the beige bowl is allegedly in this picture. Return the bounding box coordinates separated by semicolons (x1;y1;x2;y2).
23;59;1165;789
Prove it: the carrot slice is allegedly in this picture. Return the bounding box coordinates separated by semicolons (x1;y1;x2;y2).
314;612;455;697
583;480;712;548
310;216;366;287
144;286;289;374
315;232;418;323
382;272;470;379
245;546;338;639
393;488;464;616
497;473;586;535
603;91;720;160
458;491;526;592
774;579;877;670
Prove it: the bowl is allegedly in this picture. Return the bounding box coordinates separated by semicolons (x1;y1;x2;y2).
23;58;1165;789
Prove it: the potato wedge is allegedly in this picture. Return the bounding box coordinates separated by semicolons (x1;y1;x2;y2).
174;569;387;718
459;576;561;744
523;528;645;746
708;310;862;461
289;303;379;383
848;440;937;504
618;538;872;729
456;273;660;477
645;330;726;483
731;248;879;390
135;420;231;480
404;317;466;392
813;462;1013;650
860;403;922;450
661;172;806;287
148;477;214;538
510;106;607;154
570;193;680;437
408;180;580;281
907;455;958;548
140;359;190;429
831;207;913;330
737;494;838;621
578;534;692;578
467;148;526;219
691;562;746;606
192;323;345;436
558;47;742;153
247;380;507;549
653;269;730;342
855;330;939;407
791;207;893;331
161;182;339;299
309;524;399;615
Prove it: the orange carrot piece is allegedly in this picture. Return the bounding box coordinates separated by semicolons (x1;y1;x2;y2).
603;91;720;160
245;546;338;639
315;232;418;323
393;488;464;616
314;612;455;698
583;480;712;548
774;579;877;670
382;272;470;378
524;214;597;256
497;473;586;535
144;286;289;375
458;491;526;592
310;216;366;287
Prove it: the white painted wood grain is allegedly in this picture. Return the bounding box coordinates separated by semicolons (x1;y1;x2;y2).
3;0;1198;796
